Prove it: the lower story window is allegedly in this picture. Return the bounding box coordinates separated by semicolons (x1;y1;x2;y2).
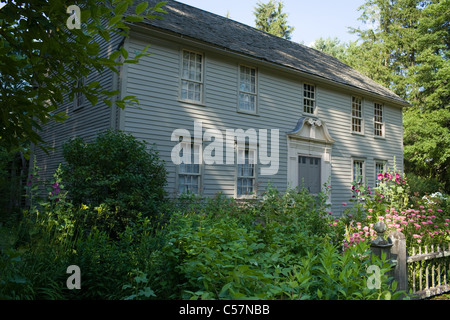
353;160;365;184
237;149;256;196
178;143;201;194
375;161;385;186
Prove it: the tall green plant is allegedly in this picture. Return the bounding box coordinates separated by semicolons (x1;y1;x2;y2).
62;130;167;238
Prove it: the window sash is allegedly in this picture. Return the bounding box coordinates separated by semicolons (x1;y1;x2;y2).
374;103;384;136
353;160;364;183
375;162;385;186
303;84;315;114
181;50;203;102
75;77;86;109
238;66;257;112
352;97;362;133
178;143;201;194
237;149;256;196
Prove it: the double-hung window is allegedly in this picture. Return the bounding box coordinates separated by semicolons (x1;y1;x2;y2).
178;143;201;194
374;103;384;137
238;65;257;112
352;96;363;133
353;159;365;184
237;148;256;197
181;50;203;103
375;161;385;187
303;84;316;114
74;76;86;110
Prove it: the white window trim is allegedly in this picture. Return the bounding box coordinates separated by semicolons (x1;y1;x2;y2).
374;102;385;138
351;96;364;135
176;142;203;195
179;49;204;105
237;64;258;114
374;160;387;187
235;146;257;199
352;158;366;185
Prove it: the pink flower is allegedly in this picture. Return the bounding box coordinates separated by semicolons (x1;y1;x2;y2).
342;202;347;206
377;173;383;180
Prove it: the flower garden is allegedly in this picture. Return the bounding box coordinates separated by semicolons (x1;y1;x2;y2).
330;170;450;255
0;131;449;300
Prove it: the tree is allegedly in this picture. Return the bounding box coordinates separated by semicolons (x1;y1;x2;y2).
61;130;167;238
254;0;294;40
0;0;167;153
348;0;449;192
310;37;349;63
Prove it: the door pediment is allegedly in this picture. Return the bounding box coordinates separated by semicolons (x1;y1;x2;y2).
287;117;335;144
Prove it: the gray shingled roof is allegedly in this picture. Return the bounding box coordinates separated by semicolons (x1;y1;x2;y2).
133;0;408;106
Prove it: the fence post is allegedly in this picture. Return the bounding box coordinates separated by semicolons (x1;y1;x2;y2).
388;231;408;293
370;222;394;281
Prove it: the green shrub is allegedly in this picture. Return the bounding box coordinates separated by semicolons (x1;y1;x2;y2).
149;201;403;300
61;130;167;238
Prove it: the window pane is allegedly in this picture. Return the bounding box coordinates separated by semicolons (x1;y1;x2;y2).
303;84;315;114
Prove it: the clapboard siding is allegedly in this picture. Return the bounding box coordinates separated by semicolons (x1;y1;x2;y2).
123;33;404;211
34;30;124;187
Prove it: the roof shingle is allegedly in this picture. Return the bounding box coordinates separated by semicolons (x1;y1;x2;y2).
134;0;408;106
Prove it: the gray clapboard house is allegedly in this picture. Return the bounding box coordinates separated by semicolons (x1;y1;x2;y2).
34;0;409;215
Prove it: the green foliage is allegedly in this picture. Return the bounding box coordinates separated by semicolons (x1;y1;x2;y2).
253;0;294;40
154;209;402;300
403;107;450;191
0;0;167;152
61;130;167;238
343;0;450;192
0;178;406;300
310;37;350;63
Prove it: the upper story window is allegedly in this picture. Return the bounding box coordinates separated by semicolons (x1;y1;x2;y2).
374;103;384;137
303;84;315;114
181;50;203;103
238;65;257;113
352;96;363;133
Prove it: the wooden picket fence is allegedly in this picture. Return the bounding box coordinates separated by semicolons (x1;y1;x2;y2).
371;230;450;299
408;243;450;299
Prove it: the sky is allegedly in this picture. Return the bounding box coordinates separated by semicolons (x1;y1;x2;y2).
176;0;366;46
0;1;366;46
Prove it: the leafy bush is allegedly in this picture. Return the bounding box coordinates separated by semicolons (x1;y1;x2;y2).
61;130;167;238
150;210;402;300
1;166;405;300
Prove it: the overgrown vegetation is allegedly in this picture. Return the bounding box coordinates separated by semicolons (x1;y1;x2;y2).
0;130;415;300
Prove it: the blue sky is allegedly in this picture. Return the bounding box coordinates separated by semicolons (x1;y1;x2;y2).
0;1;366;45
177;0;366;46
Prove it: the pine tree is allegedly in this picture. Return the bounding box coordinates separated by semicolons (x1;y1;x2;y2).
254;0;294;40
347;0;449;191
